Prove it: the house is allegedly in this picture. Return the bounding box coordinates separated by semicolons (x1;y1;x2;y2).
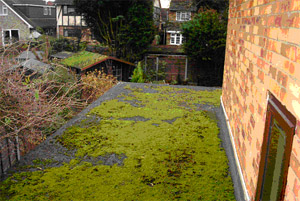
165;0;196;45
0;0;34;46
0;0;56;46
55;0;92;41
6;0;56;36
59;51;135;81
222;0;300;200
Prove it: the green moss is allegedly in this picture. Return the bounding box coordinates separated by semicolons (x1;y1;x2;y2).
61;51;108;69
1;85;234;200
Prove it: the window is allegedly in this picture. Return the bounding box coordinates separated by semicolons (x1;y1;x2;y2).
63;29;81;37
112;65;122;81
43;7;48;15
170;33;184;45
63;6;76;16
176;11;191;21
3;30;19;45
0;5;8;15
256;94;296;201
43;7;51;15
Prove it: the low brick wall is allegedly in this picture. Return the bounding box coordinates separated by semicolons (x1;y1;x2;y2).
222;0;300;200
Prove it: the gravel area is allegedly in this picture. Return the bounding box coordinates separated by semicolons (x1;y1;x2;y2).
1;82;244;201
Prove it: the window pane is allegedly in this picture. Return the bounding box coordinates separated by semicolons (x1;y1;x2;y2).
44;7;48;15
181;12;186;20
261;119;286;201
176;34;180;44
4;30;10;44
11;30;19;42
49;7;51;15
63;6;68;14
176;12;180;21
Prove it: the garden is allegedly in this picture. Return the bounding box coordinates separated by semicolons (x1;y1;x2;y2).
0;84;235;200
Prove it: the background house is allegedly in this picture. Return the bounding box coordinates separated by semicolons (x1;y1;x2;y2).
0;0;34;46
7;0;56;36
55;0;92;41
165;0;196;45
222;0;300;200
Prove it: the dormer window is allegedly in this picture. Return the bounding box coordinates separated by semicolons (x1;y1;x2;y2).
176;11;191;21
0;5;8;15
43;7;51;15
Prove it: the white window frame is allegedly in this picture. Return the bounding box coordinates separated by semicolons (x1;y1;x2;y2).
176;11;191;21
48;7;51;15
2;29;20;45
0;5;8;16
43;7;48;15
170;33;184;45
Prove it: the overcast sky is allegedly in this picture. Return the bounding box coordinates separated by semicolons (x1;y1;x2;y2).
160;0;171;8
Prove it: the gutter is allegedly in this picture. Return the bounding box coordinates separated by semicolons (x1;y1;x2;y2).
220;96;251;201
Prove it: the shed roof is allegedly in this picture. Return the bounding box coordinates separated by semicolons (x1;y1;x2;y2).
11;58;52;74
17;50;44;61
60;51;134;71
169;0;196;11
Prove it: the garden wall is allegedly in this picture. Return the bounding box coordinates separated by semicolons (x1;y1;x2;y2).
222;0;300;200
145;54;187;82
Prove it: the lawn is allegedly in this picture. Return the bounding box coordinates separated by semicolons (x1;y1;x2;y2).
0;85;235;200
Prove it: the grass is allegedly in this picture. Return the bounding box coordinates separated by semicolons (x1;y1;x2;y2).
61;51;108;69
0;85;235;200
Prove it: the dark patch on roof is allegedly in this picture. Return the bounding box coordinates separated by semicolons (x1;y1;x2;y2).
169;0;196;11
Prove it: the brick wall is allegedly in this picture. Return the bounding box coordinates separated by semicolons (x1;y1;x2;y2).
0;1;30;46
145;55;187;82
222;0;300;200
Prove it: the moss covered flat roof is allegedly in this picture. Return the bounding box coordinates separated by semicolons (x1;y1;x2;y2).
61;51;108;69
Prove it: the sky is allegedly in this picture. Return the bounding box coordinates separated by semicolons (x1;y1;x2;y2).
160;0;171;8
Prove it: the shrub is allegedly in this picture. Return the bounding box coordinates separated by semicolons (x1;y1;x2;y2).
80;70;117;103
131;62;145;83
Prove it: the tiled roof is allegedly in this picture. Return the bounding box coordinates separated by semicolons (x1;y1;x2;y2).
31;18;56;28
169;0;196;11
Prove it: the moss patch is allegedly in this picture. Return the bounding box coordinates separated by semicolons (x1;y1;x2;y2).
61;51;108;69
0;85;235;200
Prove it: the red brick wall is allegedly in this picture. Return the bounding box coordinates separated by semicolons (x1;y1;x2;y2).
146;55;187;82
222;0;300;200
